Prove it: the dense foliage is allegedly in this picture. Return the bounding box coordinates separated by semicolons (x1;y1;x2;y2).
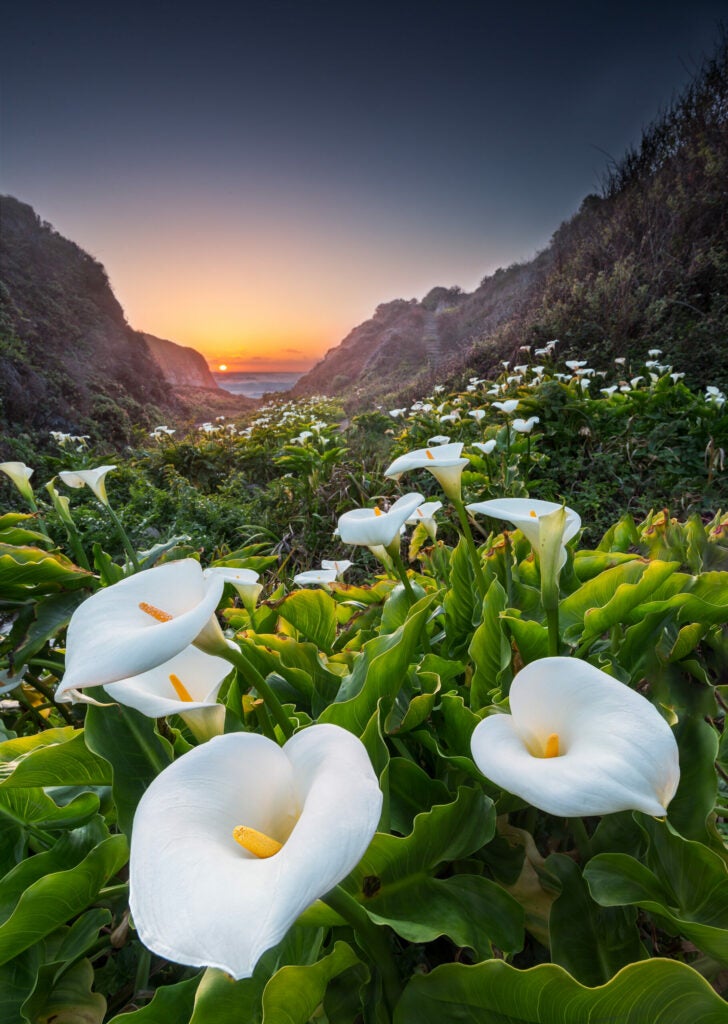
0;350;726;1022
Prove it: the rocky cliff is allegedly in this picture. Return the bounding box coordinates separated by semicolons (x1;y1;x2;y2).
143;333;218;388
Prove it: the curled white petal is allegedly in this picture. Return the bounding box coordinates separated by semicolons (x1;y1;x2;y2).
337;493;424;548
130;724;382;978
57;560;225;697
471;657;680;817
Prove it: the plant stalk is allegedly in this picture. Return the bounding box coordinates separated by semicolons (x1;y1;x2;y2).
452;498;487;600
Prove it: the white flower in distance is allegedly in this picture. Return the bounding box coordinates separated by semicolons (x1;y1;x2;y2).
0;461;35;504
565;360;587;371
59;465;117;505
469;409;486;422
473;440;497;455
511;416;540;434
491;400;520;415
427;434;450;446
384;443;468;501
204;566;263;611
337;493;424;549
466;497;581;571
293;569;338;588
321;559;352;579
406;500;443;540
56;560;229;699
130;724;382;978
471;657;680;817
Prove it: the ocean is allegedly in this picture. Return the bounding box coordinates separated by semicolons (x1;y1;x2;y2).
212;372;303;400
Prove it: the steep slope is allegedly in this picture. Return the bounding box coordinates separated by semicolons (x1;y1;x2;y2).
294;36;727;406
143;333;218;388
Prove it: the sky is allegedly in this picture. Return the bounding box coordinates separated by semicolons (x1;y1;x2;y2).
1;1;725;372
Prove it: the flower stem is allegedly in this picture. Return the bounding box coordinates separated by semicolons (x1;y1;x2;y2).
452;499;487;600
389;548;415;604
322;885;401;1019
546;606;560;656
224;647;293;741
569;816;592;861
105;504;141;572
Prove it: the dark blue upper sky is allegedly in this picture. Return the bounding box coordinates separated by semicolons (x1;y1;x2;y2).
1;1;725;369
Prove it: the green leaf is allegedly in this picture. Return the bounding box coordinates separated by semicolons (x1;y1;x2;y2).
545;853;646;986
584;815;728;964
443;537;478;657
388;758;450;836
320;597;431;734
559;560;649;638
0;729;111;789
0;788;99;831
393;958;728;1023
413;694;484;781
0;830;127;964
343;788;500;952
502;613;549;665
6;592;87;670
106;976;200;1023
0;545;93;602
468;578;512;709
277;589;337;654
261;941;362;1023
668;716;719;845
21;956;106;1024
84;699;172;836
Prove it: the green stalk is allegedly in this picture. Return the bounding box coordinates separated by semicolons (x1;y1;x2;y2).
322;886;401;1020
64;521;91;570
452;498;487;600
223;646;293;741
569;817;592;861
105;504;141;572
389;547;416;604
546;606;560;656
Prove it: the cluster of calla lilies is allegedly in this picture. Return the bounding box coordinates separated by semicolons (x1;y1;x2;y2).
41;425;683;985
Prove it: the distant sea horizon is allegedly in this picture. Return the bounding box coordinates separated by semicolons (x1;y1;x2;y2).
212;371;304;400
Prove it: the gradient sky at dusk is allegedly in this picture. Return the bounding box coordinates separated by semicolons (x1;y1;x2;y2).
2;1;725;371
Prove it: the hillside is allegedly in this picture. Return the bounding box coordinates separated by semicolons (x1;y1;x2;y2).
293;36;728;406
0;198;253;445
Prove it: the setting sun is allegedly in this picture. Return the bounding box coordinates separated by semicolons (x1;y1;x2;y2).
218;364;228;371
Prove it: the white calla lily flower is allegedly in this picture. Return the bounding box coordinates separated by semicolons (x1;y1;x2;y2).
59;465;117;505
0;461;35;504
427;434;450;446
293;569;338;587
384;443;468;501
406;500;443;541
204;566;263;611
321;559;352;579
130;724;382;979
511;416;540;434
466;497;580;571
337;493;425;549
473;440;497;455
471;657;680;817
101;645;230;742
56;560;229;699
491;399;520;415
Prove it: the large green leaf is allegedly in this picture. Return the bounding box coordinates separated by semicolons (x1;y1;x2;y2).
320;598;431;734
501;612;549;665
0;787;99;831
342;788;507;953
585;815;728;964
0;830;127;964
413;694;484;782
393;958;728;1023
443;537;479;657
277;588;337;654
668;716;719;846
84;698;172;836
468;578;511;709
21;956;106;1024
559;560;650;636
261;941;362;1023
0;730;111;790
387;758;450;836
0;544;93;602
5;591;86;670
106;976;200;1023
545;853;646;986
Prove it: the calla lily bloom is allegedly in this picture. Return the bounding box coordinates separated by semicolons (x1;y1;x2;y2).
56;559;229;699
473;439;497;455
491;399;520;415
469;409;486;422
0;461;35;504
384;443;468;501
204;566;263;611
512;416;540;434
466;497;580;571
406;500;442;541
59;465;117;505
99;645;230;742
130;724;382;978
337;493;425;549
427;434;450;446
293;569;338;588
471;657;680;817
321;559;352;579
